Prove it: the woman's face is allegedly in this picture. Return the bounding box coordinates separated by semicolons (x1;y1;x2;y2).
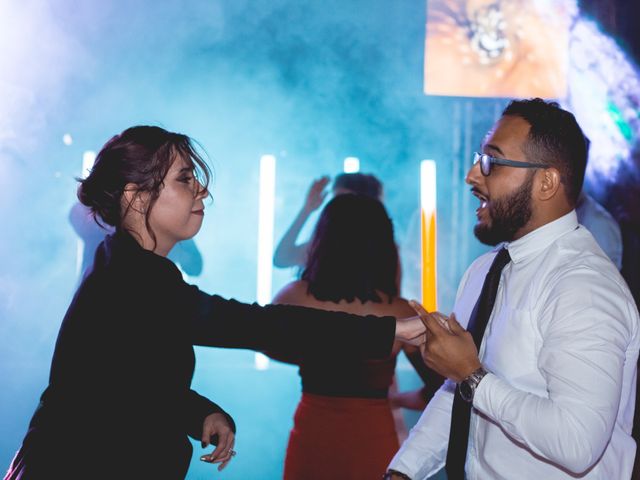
147;155;207;255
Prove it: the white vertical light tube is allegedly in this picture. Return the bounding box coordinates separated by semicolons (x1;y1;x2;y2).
343;157;360;173
76;151;97;276
82;151;96;178
421;160;437;218
255;154;277;370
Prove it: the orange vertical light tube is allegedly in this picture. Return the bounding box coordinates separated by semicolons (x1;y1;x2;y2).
420;160;437;312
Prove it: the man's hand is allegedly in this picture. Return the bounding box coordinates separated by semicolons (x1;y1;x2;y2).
199;413;236;471
302;176;330;214
410;302;481;383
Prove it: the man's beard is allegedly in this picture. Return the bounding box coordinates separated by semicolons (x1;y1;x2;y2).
474;173;534;246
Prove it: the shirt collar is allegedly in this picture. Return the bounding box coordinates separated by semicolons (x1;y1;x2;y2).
504;210;579;264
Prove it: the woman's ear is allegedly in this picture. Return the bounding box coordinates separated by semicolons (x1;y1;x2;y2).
122;183;147;214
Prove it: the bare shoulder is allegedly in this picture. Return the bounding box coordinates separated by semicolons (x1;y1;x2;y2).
272;280;310;306
388;296;417;318
358;293;417;318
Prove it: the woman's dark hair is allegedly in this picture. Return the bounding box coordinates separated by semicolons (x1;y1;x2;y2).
77;125;211;246
302;194;398;303
333;172;383;199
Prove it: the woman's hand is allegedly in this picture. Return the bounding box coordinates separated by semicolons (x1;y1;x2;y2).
389;388;429;411
302;176;330;214
199;413;236;471
395;313;426;346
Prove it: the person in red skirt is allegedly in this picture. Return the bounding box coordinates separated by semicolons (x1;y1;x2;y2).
268;193;444;480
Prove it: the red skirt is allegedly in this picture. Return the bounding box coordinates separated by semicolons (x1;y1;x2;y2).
283;393;400;480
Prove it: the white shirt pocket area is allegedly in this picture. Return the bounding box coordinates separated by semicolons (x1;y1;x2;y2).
480;305;547;398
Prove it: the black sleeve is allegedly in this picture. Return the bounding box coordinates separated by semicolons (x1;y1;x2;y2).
183;286;396;359
405;348;446;402
185;389;236;442
262;349;300;365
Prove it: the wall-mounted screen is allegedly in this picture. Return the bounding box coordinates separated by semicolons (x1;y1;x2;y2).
424;0;571;98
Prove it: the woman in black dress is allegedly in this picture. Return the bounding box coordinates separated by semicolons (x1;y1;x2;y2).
4;126;425;480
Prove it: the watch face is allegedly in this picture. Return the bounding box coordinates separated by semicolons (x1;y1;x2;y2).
459;381;473;402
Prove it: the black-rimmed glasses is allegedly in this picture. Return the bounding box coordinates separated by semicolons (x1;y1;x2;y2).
473;152;550;177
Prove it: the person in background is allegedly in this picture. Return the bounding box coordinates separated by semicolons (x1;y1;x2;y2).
272;172;383;269
4;126;426;480
575;190;622;269
386;98;640;480
603;147;640;479
268;194;444;480
574;136;623;270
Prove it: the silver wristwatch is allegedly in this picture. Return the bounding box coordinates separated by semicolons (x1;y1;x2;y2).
459;366;489;402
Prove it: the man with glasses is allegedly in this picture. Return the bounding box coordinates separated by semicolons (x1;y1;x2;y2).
384;98;640;480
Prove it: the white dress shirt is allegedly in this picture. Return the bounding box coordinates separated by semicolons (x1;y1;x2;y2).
389;211;640;479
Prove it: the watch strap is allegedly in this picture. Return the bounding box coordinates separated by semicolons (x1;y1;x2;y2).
459;365;489;402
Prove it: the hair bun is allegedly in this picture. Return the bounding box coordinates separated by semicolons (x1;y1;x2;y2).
77;172;120;227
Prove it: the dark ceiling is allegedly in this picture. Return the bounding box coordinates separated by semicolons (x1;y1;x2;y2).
580;0;640;64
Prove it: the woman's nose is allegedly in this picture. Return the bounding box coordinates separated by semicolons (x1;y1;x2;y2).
195;181;208;199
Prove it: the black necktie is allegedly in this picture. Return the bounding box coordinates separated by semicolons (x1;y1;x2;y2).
445;247;511;480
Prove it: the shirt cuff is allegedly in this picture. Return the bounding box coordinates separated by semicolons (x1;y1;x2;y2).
472;371;498;413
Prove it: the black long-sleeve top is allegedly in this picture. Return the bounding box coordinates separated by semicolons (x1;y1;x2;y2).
8;231;395;480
